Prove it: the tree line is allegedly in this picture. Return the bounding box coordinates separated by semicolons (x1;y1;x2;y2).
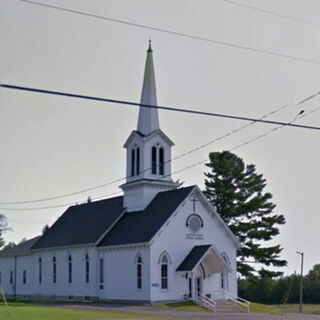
239;264;320;304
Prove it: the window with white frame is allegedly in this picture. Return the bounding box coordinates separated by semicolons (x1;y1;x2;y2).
23;270;27;284
99;257;104;289
131;147;140;176
136;255;142;289
68;254;72;284
160;254;169;289
38;257;42;284
151;145;165;175
85;253;90;283
53;256;57;283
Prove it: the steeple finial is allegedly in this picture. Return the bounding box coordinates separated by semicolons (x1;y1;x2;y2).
137;41;159;135
148;38;152;52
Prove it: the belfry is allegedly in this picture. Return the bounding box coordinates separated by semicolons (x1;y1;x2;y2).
121;42;179;211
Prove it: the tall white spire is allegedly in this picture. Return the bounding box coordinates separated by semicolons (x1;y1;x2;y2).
121;43;179;211
137;40;160;135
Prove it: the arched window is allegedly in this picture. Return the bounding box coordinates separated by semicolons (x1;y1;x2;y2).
68;254;72;284
131;149;136;176
85;253;90;283
38;257;42;284
160;253;170;289
23;270;27;284
151;146;157;174
99;257;104;289
53;256;57;283
136;254;143;289
131;147;140;176
136;148;140;175
159;147;164;175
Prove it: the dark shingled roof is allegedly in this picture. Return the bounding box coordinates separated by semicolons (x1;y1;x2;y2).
0;236;41;257
98;186;195;247
32;196;124;250
176;245;211;272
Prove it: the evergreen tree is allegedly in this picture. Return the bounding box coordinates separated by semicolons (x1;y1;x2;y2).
204;151;286;277
304;264;320;303
0;214;9;249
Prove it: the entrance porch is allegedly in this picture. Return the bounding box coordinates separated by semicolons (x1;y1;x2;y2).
176;244;232;301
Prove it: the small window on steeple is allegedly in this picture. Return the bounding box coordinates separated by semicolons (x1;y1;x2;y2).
136;148;140;175
159;147;164;175
131;149;136;176
151;146;157;174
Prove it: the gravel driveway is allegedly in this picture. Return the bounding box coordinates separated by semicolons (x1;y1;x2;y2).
58;303;320;320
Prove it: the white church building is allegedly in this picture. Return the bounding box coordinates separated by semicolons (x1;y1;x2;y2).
0;43;240;304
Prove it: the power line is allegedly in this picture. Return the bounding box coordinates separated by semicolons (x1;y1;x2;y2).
1;102;318;212
2;84;320;131
0;84;319;206
0;191;122;211
218;0;320;29
19;0;320;66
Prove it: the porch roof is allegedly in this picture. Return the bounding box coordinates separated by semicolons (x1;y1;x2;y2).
176;244;232;273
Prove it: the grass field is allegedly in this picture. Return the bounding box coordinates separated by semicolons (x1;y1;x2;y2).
162;301;320;315
251;303;320;315
0;302;153;320
2;301;320;320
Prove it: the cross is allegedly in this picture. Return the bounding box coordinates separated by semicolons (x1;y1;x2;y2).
190;195;198;212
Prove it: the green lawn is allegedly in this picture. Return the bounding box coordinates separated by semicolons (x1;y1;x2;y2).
250;303;284;315
0;302;152;320
251;303;320;315
274;304;320;315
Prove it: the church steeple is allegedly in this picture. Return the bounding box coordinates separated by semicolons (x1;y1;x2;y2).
137;40;160;136
121;43;179;212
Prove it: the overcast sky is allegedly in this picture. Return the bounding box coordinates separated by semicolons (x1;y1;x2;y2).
1;0;319;275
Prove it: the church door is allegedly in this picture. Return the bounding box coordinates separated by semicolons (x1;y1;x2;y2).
196;276;202;296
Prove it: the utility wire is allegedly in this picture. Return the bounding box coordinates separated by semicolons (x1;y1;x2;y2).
162;103;320;181
218;0;320;29
18;0;320;66
0;84;319;206
0;103;318;212
2;84;320;131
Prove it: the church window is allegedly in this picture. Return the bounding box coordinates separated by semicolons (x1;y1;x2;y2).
68;254;72;284
10;271;13;284
53;256;57;283
186;214;203;233
136;255;142;289
136;148;140;175
38;257;42;284
221;253;230;265
160;254;169;289
221;273;225;289
151;146;157;174
131;149;136;176
99;258;104;289
23;270;27;284
159;147;164;175
85;253;90;283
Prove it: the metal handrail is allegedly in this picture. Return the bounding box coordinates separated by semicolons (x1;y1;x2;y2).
195;292;216;312
225;291;250;312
